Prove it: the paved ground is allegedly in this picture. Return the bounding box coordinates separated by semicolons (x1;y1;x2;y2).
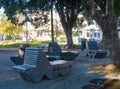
0;50;21;83
0;49;112;89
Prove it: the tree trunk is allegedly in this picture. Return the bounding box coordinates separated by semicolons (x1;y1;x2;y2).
102;24;120;67
102;0;120;67
88;0;120;67
55;1;80;48
55;5;74;48
63;24;74;48
102;16;120;67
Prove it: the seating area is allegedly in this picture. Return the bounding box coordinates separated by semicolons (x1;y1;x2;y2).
87;40;108;58
13;47;74;83
46;42;79;61
11;41;108;83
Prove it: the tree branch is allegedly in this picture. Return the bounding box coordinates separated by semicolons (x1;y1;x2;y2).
55;1;67;29
87;0;104;27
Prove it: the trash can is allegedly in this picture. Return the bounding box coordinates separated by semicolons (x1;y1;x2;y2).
81;38;87;51
78;37;81;43
19;44;30;58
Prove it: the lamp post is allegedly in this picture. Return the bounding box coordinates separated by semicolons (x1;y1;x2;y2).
51;0;54;42
25;8;29;44
106;0;108;15
24;0;29;44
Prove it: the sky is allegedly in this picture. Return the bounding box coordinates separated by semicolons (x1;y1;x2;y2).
0;7;4;15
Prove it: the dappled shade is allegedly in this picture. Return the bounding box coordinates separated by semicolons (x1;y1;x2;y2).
82;78;120;89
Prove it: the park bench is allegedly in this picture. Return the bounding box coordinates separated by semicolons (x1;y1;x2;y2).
46;42;79;61
87;40;107;58
13;47;74;83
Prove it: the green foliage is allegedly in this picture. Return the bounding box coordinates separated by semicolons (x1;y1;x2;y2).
73;30;82;37
54;30;63;37
83;0;120;22
29;12;50;28
0;0;50;27
58;37;67;43
90;0;120;17
73;17;85;30
1;0;120;25
0;14;24;40
94;0;106;14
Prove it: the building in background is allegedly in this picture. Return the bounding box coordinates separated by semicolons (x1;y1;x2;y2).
73;19;102;44
0;34;7;40
80;21;102;43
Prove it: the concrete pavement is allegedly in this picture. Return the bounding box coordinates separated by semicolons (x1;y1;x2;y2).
0;49;111;89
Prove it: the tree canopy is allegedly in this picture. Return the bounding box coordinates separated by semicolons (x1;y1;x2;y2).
0;0;120;26
0;0;120;48
0;0;85;48
0;14;23;41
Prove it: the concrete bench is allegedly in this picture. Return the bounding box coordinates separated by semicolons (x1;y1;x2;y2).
87;40;107;58
88;50;107;58
13;47;74;83
46;42;79;61
50;60;74;77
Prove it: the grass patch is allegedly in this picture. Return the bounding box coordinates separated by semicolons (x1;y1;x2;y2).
0;40;50;48
0;44;20;48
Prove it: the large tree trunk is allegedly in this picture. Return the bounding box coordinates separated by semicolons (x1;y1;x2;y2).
101;0;120;67
102;16;120;67
55;0;81;48
62;23;74;48
55;3;74;48
88;0;120;67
